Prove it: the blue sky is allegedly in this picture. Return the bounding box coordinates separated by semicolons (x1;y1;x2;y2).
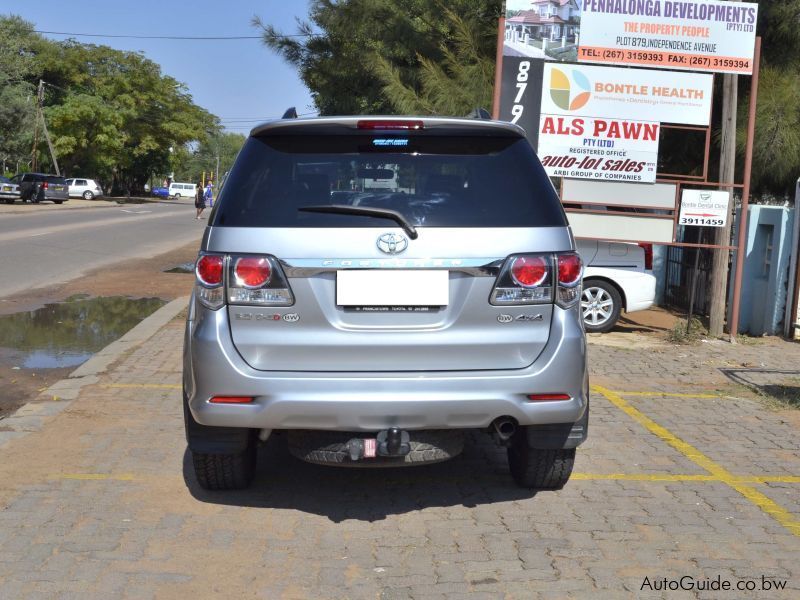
3;0;315;134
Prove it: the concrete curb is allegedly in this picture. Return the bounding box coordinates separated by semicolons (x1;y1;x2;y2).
0;296;190;448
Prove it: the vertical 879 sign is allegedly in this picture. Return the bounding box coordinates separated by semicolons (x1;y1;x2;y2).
511;60;530;125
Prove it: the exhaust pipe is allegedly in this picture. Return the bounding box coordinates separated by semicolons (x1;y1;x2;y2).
491;417;517;443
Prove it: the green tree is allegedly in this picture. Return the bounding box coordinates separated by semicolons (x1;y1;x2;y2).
40;41;219;193
172;132;246;184
740;1;800;196
254;0;501;116
0;16;39;173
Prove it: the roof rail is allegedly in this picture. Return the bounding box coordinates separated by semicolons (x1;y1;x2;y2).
466;108;492;120
282;107;298;119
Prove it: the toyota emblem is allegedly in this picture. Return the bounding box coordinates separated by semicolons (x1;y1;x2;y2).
376;233;409;255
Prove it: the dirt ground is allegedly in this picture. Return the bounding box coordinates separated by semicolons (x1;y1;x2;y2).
0;242;198;418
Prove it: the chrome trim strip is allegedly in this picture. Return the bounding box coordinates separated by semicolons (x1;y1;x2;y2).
279;258;504;278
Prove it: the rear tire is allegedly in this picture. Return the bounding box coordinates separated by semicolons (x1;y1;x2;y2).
83;191;94;200
183;393;257;490
191;445;257;490
507;431;575;489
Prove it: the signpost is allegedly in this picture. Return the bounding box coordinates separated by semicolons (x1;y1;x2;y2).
538;116;660;183
541;62;713;126
493;1;762;340
678;190;731;227
577;0;759;74
678;189;731;333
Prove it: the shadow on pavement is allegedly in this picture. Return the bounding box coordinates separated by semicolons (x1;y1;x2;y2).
182;432;537;521
720;368;800;408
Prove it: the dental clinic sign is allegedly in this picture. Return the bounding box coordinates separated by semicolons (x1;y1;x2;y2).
539;116;660;183
578;0;759;74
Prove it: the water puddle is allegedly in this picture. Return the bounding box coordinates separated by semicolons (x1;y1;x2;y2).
165;262;195;274
0;296;166;369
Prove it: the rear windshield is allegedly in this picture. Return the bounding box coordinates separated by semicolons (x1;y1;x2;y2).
212;134;566;228
46;176;66;184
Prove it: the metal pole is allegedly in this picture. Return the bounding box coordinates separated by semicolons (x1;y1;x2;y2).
491;2;507;120
729;37;761;341
686;246;702;335
784;176;800;338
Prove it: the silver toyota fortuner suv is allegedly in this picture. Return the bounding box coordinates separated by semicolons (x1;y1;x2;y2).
183;114;589;491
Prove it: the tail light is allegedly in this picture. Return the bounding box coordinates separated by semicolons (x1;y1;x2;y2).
491;252;582;308
510;256;548;288
194;253;294;310
42;181;49;189
556;252;583;308
491;253;553;305
227;254;293;306
234;257;271;288
195;254;225;309
638;243;653;270
357;120;424;130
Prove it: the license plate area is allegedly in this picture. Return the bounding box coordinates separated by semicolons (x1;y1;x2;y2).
336;270;449;308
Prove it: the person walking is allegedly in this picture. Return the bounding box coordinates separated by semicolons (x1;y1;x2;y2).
204;180;214;209
195;181;206;219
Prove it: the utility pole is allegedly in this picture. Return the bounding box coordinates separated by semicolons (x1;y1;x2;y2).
707;74;738;338
31;83;41;172
34;80;60;175
707;0;743;339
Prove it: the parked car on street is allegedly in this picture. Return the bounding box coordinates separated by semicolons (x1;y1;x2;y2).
0;176;20;204
151;186;169;198
576;240;656;333
12;173;69;204
184;114;589;491
168;182;196;198
65;178;103;200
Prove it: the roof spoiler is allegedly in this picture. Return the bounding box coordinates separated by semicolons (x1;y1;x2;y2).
466;108;492;120
282;107;298;119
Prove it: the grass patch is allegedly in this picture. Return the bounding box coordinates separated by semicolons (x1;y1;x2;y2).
666;317;707;344
751;380;800;410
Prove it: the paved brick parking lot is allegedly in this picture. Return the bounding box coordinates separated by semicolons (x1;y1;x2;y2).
0;313;798;598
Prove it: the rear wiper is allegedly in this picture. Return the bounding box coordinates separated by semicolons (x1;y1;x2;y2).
298;204;418;239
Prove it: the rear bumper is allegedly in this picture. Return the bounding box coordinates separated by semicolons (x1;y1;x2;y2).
184;299;589;432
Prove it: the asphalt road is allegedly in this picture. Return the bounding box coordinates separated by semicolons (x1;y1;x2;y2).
0;203;204;298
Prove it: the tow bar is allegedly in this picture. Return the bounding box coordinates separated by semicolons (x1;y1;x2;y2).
345;428;411;460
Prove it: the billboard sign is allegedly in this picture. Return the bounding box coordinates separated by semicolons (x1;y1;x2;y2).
577;0;758;74
541;62;713;125
538;115;660;183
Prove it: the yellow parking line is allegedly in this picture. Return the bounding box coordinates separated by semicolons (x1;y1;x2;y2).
572;473;715;482
103;383;181;389
592;385;800;537
54;473;135;481
610;391;721;398
571;473;800;483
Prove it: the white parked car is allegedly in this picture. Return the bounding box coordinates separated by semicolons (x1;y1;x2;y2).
66;178;103;200
575;240;656;333
168;182;197;198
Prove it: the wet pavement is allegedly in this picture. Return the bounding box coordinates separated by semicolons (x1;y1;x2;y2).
0;296;165;416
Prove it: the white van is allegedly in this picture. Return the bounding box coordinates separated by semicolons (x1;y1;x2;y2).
168;182;197;198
